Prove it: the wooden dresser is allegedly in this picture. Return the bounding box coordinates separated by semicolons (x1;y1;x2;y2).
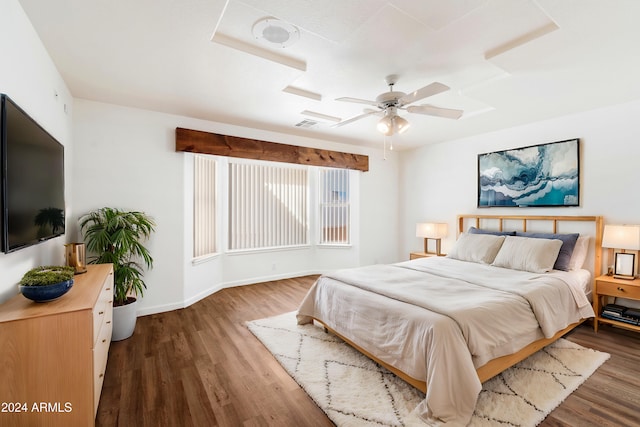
0;264;113;427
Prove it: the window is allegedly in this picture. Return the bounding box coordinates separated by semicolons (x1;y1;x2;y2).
192;157;354;258
193;155;217;257
228;161;308;250
319;168;350;244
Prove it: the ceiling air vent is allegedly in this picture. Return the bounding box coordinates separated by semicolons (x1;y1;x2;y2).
295;119;318;128
252;18;300;48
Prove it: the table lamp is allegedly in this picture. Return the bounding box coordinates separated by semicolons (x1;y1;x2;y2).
416;222;448;256
602;224;640;279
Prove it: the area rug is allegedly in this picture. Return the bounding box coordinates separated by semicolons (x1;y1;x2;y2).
247;312;609;427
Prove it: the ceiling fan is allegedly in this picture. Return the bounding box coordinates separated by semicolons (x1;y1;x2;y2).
333;75;463;136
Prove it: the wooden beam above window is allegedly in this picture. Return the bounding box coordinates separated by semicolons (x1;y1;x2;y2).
175;128;369;172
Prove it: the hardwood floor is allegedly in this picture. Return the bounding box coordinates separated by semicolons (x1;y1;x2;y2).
97;276;640;427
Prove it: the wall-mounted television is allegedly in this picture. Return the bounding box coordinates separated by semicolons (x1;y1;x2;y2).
1;94;65;253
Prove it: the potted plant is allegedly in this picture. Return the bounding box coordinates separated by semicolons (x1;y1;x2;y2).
79;207;156;341
19;265;75;302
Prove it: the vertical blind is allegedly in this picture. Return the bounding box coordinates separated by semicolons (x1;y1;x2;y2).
228;162;308;250
319;168;350;244
193;155;217;257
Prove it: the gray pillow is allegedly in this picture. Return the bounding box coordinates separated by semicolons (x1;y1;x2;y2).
514;232;580;271
468;226;516;236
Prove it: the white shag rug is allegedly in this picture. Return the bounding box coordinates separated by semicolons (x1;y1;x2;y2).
247;312;609;427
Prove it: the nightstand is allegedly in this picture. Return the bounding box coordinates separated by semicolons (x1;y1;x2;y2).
410;252;446;260
593;275;640;333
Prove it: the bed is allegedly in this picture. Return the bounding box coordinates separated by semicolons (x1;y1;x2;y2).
297;214;603;426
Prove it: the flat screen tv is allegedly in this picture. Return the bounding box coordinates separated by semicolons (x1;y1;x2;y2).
1;94;65;253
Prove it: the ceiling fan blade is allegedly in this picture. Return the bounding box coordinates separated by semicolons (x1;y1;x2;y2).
335;97;379;107
399;82;450;106
331;110;379;128
407;104;463;119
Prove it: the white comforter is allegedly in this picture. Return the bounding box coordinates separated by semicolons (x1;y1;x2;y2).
296;257;594;426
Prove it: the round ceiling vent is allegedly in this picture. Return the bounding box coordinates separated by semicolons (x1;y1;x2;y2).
252;18;300;48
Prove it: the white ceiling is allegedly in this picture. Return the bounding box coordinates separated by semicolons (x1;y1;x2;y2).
17;0;640;150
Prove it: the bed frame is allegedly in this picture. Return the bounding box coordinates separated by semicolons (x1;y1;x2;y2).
318;214;603;393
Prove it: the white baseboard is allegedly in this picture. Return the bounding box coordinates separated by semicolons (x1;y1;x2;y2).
181;282;225;310
136;301;185;317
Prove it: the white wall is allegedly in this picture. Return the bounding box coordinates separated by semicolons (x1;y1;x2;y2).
359;152;401;266
72;99;402;315
400;99;640;257
0;0;74;303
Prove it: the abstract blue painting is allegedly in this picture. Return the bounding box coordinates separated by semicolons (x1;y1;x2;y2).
478;139;579;207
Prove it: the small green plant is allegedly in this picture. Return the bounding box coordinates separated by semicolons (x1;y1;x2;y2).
19;266;75;286
79;207;156;306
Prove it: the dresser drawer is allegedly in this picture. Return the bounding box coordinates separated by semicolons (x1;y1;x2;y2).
93;301;110;345
597;280;640;299
92;274;114;344
94;299;113;346
93;314;112;413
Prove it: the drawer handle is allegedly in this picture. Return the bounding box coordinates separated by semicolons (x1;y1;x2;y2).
106;287;111;291
98;311;104;315
102;339;107;343
106;321;111;324
618;287;625;292
99;373;104;378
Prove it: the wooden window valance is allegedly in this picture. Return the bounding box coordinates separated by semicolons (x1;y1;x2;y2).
175;127;369;172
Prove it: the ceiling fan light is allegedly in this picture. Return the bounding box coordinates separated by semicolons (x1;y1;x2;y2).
394;116;410;134
377;116;393;134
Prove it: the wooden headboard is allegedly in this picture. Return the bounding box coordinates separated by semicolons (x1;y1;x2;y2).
457;214;604;278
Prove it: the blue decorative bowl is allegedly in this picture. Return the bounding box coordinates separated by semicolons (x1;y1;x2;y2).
19;279;74;302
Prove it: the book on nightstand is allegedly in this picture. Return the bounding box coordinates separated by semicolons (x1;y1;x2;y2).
601;303;640;325
602;313;640;325
602;303;627;317
625;308;640;320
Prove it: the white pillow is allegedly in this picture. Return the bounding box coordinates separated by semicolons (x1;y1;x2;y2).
492;236;563;273
568;236;590;270
446;233;506;264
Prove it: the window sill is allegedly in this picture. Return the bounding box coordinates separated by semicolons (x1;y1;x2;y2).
192;252;220;265
317;243;352;249
226;245;312;256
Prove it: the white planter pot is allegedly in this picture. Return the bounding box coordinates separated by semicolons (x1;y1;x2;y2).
111;298;138;341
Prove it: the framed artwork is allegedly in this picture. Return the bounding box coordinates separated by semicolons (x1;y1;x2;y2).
614;252;635;279
478;138;580;207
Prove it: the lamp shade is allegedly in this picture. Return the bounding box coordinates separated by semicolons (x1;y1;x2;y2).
377;115;393;135
602;224;640;250
394;116;410;134
377;107;410;136
416;222;448;239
